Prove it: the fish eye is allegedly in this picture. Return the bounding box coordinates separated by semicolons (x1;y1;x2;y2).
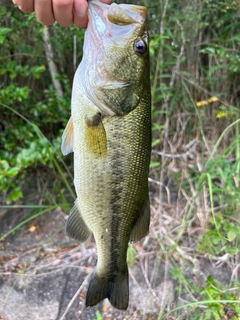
133;38;147;55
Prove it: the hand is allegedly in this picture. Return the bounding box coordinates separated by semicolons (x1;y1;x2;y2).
12;0;111;28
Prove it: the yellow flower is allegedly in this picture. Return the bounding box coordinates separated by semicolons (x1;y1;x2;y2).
196;100;208;107
208;96;218;103
196;96;218;107
216;111;228;118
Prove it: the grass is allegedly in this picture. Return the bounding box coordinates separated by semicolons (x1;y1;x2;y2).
147;112;240;319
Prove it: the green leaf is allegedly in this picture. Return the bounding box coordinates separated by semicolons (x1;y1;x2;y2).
95;310;102;320
150;161;160;168
200;47;216;55
0;27;11;36
152;139;160;147
0;28;11;44
127;245;137;267
152;123;164;131
6;188;23;204
0;160;9;171
227;230;237;242
7;167;19;177
31;65;46;79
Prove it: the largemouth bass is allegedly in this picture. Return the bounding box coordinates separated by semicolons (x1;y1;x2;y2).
61;0;151;310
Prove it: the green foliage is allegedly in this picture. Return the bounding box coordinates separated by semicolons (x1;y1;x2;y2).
195;122;240;256
169;268;240;320
95;310;102;320
194;276;240;320
127;245;137;267
198;213;240;256
149;0;240;318
0;4;85;204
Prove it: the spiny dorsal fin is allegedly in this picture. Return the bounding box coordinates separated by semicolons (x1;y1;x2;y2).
66;200;92;242
61;116;74;155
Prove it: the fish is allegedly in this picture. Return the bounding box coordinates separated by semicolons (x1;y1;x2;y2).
61;0;151;311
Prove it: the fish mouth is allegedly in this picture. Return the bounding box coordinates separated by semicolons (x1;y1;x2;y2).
88;1;146;40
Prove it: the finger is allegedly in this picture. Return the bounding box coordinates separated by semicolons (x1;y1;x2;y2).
99;0;112;3
73;0;112;29
73;0;88;28
73;13;88;29
13;0;34;13
52;0;74;27
35;0;55;25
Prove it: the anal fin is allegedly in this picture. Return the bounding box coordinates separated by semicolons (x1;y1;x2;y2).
66;200;92;242
130;195;150;242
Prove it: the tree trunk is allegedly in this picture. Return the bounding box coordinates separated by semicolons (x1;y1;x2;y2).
43;26;63;98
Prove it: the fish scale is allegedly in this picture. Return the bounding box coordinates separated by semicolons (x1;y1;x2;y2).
61;0;151;310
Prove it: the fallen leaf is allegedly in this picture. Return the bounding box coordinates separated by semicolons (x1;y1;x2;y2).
102;303;108;312
79;292;85;299
29;225;36;232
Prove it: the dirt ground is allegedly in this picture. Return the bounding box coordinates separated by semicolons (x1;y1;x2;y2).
0;207;168;320
0;198;235;320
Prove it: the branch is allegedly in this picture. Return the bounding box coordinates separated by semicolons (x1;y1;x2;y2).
43;26;63;98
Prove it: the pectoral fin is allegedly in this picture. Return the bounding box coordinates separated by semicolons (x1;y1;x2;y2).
85;113;107;157
61;117;74;155
66;201;92;242
130;196;150;242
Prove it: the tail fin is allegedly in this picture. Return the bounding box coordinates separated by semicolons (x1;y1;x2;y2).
86;269;129;310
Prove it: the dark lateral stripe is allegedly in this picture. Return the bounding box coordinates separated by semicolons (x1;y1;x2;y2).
109;128;125;276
